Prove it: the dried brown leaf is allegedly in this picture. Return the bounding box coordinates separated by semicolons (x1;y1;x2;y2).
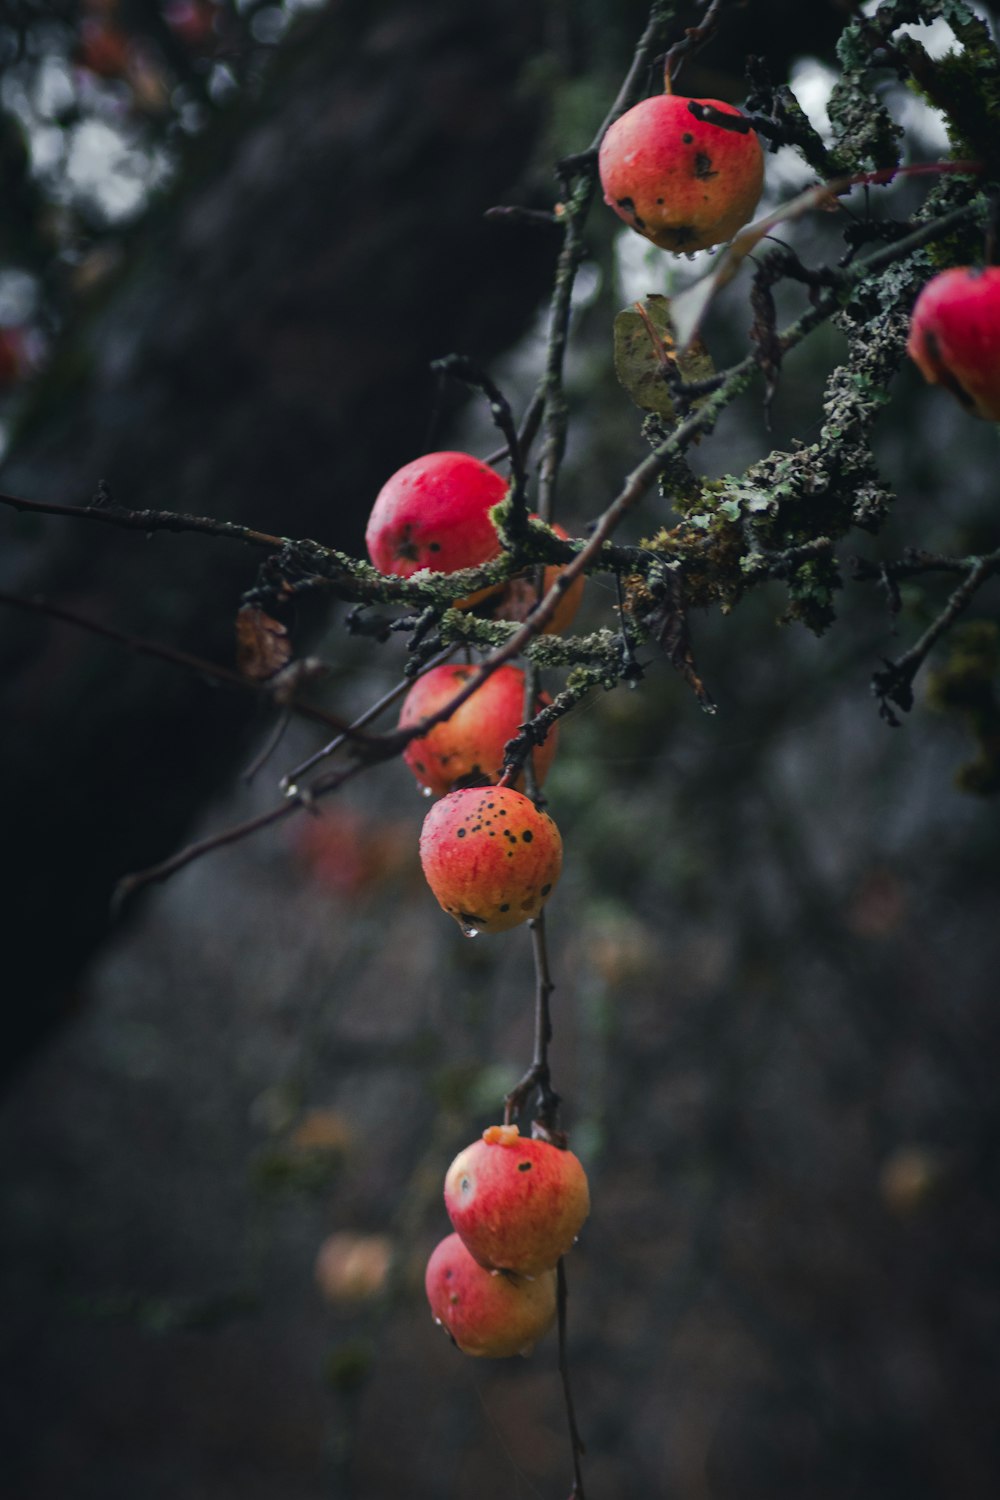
236;604;291;681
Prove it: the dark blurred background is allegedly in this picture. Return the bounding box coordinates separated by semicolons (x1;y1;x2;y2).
2;2;1000;1497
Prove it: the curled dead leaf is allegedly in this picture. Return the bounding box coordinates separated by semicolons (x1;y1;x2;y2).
235;604;291;681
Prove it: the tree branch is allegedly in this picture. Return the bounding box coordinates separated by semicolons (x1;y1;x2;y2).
871;550;1000;725
0;489;284;550
0;589;347;733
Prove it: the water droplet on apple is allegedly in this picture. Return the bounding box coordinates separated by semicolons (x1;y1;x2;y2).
460;922;480;938
420;785;433;798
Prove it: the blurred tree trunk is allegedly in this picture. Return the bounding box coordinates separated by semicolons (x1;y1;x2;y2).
0;0;558;1077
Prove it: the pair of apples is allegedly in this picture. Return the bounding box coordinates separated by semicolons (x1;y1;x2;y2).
425;1124;590;1358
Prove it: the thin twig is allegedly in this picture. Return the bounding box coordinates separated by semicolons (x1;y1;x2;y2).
871;550;1000;723
484;388;546;469
429;356;529;537
557;1259;588;1500
663;0;729;87
113;760;367;910
0;489;284;549
589;1;681;148
853;547;991;583
503;913;560;1133
0;589;347;733
243;709;291;783
278;645;456;790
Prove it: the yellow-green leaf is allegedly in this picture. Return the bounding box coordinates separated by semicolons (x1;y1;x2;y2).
613;294;715;418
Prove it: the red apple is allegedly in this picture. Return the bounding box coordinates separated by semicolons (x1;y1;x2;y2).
399;663;557;796
418;786;562;935
425;1232;556;1357
365;450;507;582
444;1123;590;1277
598;92;764;253
907;266;1000;420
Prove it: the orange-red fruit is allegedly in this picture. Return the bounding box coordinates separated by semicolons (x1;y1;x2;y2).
365;450;507;580
425;1232;557;1357
444;1124;590;1277
418;786;562;935
400;664;557;796
907;267;1000;421
598;93;764;253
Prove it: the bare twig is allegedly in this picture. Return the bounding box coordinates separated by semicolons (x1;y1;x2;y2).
557;1259;588;1500
0;589;347;733
113;760;367;910
242;710;291;783
0;489;284;549
277;645;457;790
871;550;1000;724
429;356;529;537
504;912;560;1133
663;0;730;87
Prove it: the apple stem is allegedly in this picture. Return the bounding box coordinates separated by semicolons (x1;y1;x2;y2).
503;910;562;1134
520;656;546;804
662;0;730;91
557;1259;588;1500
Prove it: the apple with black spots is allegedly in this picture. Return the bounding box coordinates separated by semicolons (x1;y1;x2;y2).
598;91;764;253
418;786;562;935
